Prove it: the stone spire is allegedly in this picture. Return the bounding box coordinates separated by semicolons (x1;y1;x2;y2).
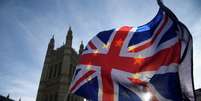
6;94;10;99
46;35;55;57
48;35;55;50
66;27;73;48
79;41;84;55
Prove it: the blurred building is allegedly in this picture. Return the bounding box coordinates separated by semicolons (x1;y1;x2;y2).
36;27;84;101
195;88;201;101
0;94;14;101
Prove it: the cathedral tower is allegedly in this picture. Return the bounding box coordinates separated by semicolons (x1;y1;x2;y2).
36;27;84;101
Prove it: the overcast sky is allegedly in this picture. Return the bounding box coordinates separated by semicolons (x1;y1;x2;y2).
0;0;200;101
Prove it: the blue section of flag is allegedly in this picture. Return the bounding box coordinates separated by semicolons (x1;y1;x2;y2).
158;23;177;46
75;77;98;101
97;29;114;44
129;30;154;46
150;73;182;101
73;68;81;80
128;9;163;46
118;84;141;101
84;47;88;51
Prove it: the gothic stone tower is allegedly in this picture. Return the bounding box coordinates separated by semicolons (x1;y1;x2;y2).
36;27;84;101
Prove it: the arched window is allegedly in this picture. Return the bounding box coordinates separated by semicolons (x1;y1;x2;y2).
44;94;48;101
67;94;71;101
53;64;57;78
49;94;53;101
68;64;73;85
57;62;62;77
48;66;53;79
54;93;58;101
44;64;49;80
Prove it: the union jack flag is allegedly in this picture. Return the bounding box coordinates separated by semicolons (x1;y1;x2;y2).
69;2;195;101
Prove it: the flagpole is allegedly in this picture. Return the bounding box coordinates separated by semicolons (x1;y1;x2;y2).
157;0;164;6
157;0;179;22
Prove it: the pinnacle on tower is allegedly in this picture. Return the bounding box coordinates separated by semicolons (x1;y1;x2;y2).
48;35;55;50
67;26;72;37
6;94;10;99
50;35;55;43
79;41;84;55
66;26;73;48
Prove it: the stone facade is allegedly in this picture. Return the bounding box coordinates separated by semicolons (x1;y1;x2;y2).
196;88;201;101
0;95;14;101
36;27;84;101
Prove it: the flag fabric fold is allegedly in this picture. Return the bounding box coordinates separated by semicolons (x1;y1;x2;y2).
69;1;195;101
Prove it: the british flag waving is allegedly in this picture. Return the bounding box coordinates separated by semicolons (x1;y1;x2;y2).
69;1;195;101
